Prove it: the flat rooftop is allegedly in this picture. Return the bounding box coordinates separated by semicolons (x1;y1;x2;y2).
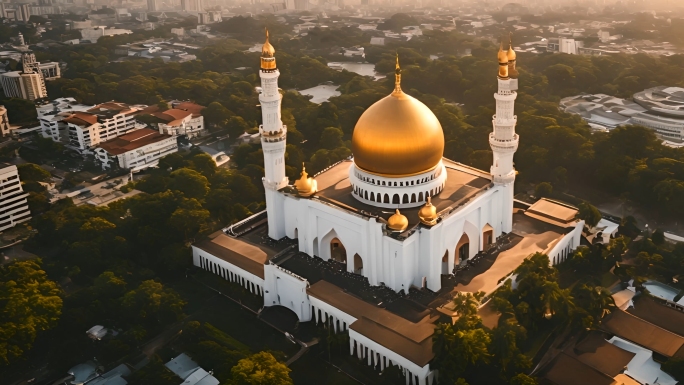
307;280;436;367
525;198;579;228
193;225;292;279
288;158;492;237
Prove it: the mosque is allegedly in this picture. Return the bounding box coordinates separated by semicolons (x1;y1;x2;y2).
191;32;584;385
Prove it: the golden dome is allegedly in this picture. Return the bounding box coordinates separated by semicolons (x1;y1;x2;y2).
351;57;445;176
418;196;438;226
507;45;516;61
293;164;317;197
261;29;276;70
387;209;408;232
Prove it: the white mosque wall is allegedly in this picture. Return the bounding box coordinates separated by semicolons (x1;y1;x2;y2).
277;181;510;293
263;264;312;321
192;246;265;296
548;220;584;266
349;330;434;385
349;162;448;209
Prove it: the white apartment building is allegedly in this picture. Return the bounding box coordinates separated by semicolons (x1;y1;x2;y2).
0;71;47;101
0;164;31;232
39;62;61;81
155;109;205;139
39;99;145;152
94;128;178;171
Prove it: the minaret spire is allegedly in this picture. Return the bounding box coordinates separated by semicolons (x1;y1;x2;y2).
490;40;519;233
258;30;287;239
393;53;402;94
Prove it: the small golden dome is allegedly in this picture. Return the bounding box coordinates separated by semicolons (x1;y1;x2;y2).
387;209;408;232
418;196;438;226
351;58;444;176
294;164;317;197
497;42;509;64
507;45;516;61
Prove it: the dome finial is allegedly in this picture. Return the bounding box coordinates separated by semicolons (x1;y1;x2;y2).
497;36;509;79
387;208;408;232
294;162;317;197
394;53;402;94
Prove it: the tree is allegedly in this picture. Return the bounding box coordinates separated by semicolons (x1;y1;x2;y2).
121;280;186;324
169;168;210;200
319;127;344;150
18;163;52;183
0;259;62;365
577;202;602;228
93;271;127;298
226;116;251;139
230;351;293;385
1;98;38;123
509;373;538;385
534;182;553;199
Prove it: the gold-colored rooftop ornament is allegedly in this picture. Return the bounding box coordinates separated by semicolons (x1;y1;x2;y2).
293;163;317;197
418;196;438;226
393;53;402;94
261;28;276;70
497;37;509;79
387;209;409;232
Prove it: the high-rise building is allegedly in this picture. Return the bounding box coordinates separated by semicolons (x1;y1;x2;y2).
147;0;157;11
0;71;47;101
18;3;31;22
0;164;31;232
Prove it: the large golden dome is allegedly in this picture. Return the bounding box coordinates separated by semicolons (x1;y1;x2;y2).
351;61;444;176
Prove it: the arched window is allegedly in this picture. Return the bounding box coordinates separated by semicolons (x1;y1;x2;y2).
411;193;416;203
392;194;400;204
402;194;409;204
384;194;390;203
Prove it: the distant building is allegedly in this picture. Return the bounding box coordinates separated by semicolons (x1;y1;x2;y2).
39;62;61;80
370;37;385;45
147;0;157;11
138;102;206;138
94;128;178;171
165;353;219;385
0;71;47;101
38;99;145;152
547;37;584;54
561;88;684;143
81;27;133;43
0;164;31;232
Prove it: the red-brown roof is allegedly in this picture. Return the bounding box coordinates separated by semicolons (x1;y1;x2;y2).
173;102;205;117
63;112;98;126
98;128;172;156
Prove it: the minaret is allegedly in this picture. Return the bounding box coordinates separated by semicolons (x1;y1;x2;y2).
490;38;519;233
259;29;288;240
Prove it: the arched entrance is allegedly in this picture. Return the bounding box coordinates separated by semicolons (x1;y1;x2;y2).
312;237;319;257
441;250;449;274
330;237;347;264
456;233;470;264
353;254;363;275
482;224;494;251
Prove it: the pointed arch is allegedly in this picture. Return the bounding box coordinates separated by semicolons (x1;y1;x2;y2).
482;223;494;251
353;253;364;275
312;236;319;257
441;250;449;274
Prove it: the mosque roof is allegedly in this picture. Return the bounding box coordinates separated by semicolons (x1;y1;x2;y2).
290;158;492;240
307;280;435;367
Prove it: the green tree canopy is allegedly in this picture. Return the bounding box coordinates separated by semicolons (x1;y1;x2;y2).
230;351;293;385
0;259;62;365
